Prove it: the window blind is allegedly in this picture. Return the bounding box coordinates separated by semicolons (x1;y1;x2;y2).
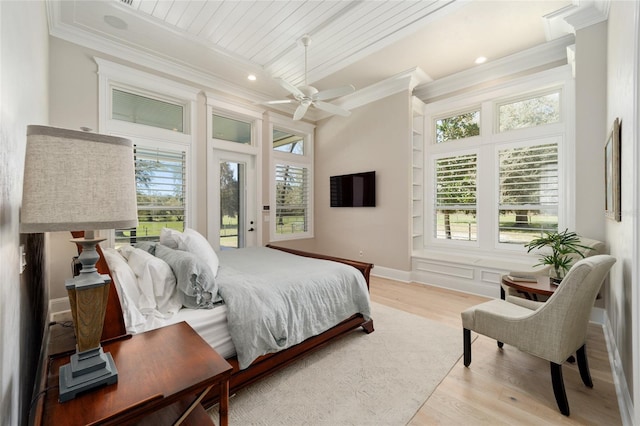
434;154;477;241
116;146;186;245
275;164;308;235
498;143;558;243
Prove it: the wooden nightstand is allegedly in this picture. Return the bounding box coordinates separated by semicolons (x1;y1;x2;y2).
34;321;232;426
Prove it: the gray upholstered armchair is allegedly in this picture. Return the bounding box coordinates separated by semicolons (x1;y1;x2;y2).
461;255;616;416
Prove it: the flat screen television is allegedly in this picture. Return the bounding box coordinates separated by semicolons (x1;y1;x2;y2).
330;171;376;207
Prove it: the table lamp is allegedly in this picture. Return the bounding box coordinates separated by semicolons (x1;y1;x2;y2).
20;125;138;402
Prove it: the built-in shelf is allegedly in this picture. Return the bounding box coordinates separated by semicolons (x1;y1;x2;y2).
411;96;425;253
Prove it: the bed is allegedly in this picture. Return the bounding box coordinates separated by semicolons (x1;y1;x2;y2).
81;230;374;409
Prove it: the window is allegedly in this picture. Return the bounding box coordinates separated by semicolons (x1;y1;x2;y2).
435;109;480;143
498;143;558;243
273;129;304;155
274;164;309;235
97;58;199;247
424;68;571;253
434;154;477;241
112;89;185;132
497;90;560;132
211;114;252;144
116;146;186;245
269;117;314;241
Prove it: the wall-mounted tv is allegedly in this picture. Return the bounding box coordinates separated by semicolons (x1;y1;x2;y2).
330;171;376;207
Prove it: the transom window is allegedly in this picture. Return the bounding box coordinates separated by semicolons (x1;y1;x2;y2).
434;109;480;143
273;129;304;155
211;114;252;144
497;90;561;132
112;89;185;132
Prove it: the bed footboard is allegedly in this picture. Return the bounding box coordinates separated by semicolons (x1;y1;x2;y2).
266;244;373;288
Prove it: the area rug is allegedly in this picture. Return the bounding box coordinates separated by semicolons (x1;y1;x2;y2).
208;302;464;425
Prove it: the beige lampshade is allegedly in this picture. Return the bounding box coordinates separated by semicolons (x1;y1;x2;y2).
20;125;138;233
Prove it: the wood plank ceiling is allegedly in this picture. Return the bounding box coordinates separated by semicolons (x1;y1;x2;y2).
106;0;459;87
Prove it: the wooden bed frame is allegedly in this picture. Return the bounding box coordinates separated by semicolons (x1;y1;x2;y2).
84;235;374;409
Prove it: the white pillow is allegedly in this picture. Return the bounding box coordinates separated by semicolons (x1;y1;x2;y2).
178;228;220;277
160;228;183;250
102;248;146;331
127;248;182;316
118;244;135;260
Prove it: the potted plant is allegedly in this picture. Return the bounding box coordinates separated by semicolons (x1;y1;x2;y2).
524;229;592;284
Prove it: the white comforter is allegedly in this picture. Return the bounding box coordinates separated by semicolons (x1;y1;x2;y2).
217;247;371;369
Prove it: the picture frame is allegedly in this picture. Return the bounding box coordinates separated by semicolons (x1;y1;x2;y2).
604;117;621;221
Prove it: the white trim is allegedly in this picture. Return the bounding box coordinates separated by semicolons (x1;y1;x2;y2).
49;297;70;319
415;36;574;102
47;3;266;105
205;92;265;119
632;2;640;424
371;266;411;283
603;314;635;426
323;67;431;120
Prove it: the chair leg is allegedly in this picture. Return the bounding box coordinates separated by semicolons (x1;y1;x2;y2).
576;344;593;388
550;362;570;416
463;328;471;367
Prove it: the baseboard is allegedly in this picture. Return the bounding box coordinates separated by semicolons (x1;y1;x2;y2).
49;297;70;321
371;266;411;283
602;314;635;426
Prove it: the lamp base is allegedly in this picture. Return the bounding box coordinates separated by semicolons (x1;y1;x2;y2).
59;346;118;402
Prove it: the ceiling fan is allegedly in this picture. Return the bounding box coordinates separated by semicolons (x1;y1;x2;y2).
266;35;355;121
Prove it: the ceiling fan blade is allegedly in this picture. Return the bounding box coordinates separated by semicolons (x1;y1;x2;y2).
314;100;351;117
314;84;355;101
276;78;304;98
262;99;294;105
293;102;310;121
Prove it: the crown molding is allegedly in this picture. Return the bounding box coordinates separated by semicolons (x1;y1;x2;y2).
46;2;273;106
414;35;574;102
563;2;609;31
314;67;432;120
543;0;610;39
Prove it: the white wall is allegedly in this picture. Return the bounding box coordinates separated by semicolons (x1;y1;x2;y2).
275;91;413;272
574;22;607;240
0;1;49;424
604;2;639;423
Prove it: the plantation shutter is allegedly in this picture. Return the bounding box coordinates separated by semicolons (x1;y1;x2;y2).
434;154;477;240
115;145;186;245
275;164;309;235
498;143;558;242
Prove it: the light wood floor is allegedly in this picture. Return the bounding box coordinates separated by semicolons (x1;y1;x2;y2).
369;276;622;425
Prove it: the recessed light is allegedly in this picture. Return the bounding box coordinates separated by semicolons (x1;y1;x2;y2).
104;15;128;30
475;56;487;65
247;74;257;81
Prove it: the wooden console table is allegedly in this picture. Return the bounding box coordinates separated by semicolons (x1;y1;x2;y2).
35;321;232;426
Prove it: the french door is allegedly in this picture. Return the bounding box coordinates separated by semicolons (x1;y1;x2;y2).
209;150;257;250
